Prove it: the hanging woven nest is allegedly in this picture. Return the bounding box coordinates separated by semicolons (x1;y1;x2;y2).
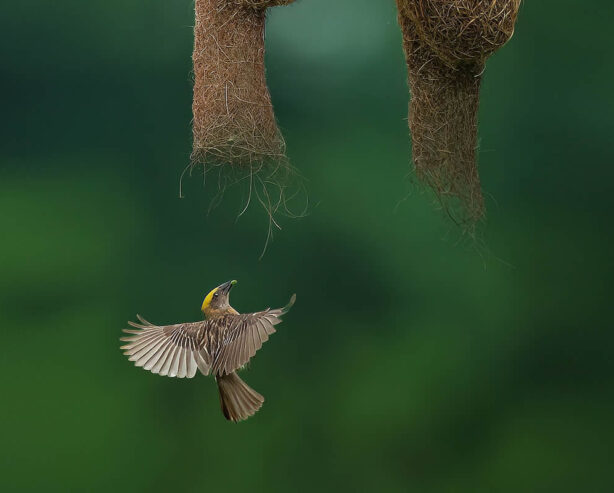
397;0;521;228
191;0;295;172
189;0;302;241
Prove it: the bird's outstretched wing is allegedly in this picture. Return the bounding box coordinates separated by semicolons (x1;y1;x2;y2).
120;316;212;378
210;294;296;376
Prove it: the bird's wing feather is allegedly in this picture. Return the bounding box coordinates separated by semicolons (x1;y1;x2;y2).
210;294;296;376
120;318;212;377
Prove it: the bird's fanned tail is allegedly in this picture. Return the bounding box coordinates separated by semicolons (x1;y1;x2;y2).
216;372;264;422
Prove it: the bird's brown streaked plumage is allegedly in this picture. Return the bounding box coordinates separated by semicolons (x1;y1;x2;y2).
120;280;295;422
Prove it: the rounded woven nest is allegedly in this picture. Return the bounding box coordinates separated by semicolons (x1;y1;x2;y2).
403;0;520;67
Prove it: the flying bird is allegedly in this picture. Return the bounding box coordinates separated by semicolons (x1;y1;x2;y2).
120;280;295;422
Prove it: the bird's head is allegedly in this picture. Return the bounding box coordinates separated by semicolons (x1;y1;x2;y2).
201;280;237;317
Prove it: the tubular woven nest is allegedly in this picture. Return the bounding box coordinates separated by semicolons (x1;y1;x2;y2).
191;0;295;170
397;0;521;228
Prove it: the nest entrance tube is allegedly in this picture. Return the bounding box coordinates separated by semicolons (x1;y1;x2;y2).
405;35;485;225
189;1;301;254
397;0;521;229
192;0;288;167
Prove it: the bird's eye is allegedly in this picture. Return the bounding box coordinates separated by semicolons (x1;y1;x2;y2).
213;293;218;298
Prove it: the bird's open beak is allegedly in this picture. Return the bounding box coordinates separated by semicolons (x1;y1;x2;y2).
218;280;237;294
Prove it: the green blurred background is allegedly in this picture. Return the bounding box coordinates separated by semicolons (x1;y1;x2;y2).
1;1;613;491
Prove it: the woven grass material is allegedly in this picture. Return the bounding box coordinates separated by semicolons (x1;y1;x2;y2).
397;0;521;227
191;0;294;168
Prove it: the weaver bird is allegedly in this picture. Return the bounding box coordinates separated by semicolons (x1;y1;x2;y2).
120;280;295;422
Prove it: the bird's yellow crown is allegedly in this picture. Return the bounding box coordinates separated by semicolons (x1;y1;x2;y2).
201;288;218;313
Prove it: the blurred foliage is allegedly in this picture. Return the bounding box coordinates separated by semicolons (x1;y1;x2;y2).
1;1;613;491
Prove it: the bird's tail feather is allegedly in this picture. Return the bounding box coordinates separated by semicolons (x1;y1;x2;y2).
216;372;264;422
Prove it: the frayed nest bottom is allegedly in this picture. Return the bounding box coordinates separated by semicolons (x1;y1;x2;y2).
183;158;307;255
